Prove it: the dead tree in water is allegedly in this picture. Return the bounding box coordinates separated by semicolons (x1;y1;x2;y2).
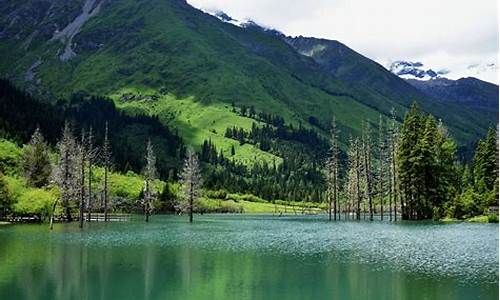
326;116;340;221
55;122;78;224
347;137;362;220
143;140;157;222
180;149;202;223
388;108;399;221
102;122;112;222
378;115;386;221
362;121;374;221
86;127;98;222
78;129;86;229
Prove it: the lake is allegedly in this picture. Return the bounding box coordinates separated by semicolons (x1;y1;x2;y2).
0;215;498;300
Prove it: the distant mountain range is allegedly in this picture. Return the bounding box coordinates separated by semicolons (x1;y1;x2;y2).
0;0;497;160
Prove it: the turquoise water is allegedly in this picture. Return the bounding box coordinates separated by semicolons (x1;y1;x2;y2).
0;215;498;299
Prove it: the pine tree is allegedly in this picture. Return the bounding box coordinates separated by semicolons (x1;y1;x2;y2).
23;127;52;188
180;149;203;223
143;139;157;222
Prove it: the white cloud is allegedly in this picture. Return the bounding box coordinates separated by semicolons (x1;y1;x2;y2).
187;0;498;83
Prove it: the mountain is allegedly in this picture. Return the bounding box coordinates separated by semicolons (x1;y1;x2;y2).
406;77;499;112
0;0;497;161
388;61;443;80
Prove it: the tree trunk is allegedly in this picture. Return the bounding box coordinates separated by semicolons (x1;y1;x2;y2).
104;166;108;222
87;163;92;222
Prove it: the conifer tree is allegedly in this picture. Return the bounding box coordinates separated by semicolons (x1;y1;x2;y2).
23;127;52;188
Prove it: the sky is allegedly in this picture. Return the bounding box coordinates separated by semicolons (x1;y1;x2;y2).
187;0;499;83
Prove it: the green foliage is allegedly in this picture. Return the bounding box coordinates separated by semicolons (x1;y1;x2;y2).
487;213;498;223
13;187;58;219
0;139;22;175
0;173;11;218
397;103;458;220
473;127;498;194
22;128;52;188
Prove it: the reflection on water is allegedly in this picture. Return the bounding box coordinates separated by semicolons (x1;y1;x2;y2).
0;215;498;300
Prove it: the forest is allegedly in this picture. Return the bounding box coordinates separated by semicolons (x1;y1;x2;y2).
0;80;498;224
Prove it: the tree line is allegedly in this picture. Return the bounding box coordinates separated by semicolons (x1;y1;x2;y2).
325;103;498;221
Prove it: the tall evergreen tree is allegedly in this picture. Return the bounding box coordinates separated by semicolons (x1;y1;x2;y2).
23;128;52;188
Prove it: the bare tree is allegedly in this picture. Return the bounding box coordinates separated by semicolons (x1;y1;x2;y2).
86;127;98;222
347;137;362;220
180;149;202;223
78;129;86;229
143;139;157;222
362;120;374;221
54;122;78;224
378;115;386;221
326;116;340;221
388;108;399;221
102;122;112;222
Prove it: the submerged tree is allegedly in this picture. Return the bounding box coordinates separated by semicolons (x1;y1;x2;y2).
180;149;202;223
102;122;111;222
325;116;340;221
23;127;52;188
388;108;399;221
347;137;362;220
362;121;374;221
377;115;386;221
78;129;86;228
55;122;78;223
86;127;98;222
143;139;157;222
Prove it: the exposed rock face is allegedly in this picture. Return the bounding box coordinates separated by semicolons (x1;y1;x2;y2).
25;59;42;82
51;0;103;61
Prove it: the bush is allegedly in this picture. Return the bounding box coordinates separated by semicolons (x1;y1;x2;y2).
488;213;499;223
13;187;58;220
226;193;266;203
205;189;227;199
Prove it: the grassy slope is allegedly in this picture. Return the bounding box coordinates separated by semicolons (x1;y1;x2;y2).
0;0;494;163
1;139;310;214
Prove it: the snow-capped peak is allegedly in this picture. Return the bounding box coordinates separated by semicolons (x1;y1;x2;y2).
388;61;445;81
200;8;283;35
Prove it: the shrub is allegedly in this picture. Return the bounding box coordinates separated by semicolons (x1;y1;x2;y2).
488;213;499;223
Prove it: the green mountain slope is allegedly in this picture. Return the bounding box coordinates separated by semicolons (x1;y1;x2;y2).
0;0;496;161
